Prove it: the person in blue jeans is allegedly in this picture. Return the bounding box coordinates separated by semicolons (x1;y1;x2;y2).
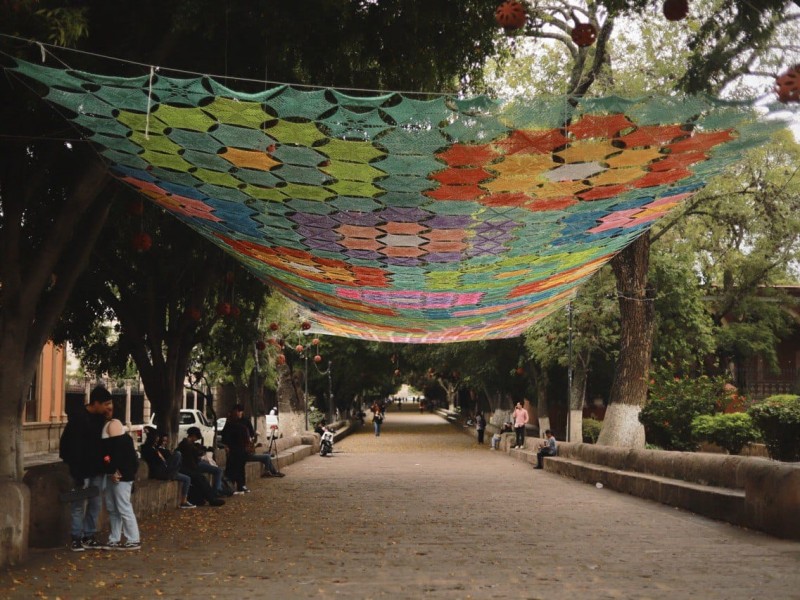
59;385;113;552
534;430;558;469
101;407;141;550
140;429;194;508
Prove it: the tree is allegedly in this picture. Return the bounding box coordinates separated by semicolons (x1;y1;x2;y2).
488;0;800;447
525;267;619;440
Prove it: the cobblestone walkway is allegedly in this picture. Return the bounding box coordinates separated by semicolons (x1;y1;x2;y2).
2;407;798;599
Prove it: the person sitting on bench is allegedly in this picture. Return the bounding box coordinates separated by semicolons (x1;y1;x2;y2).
534;430;557;469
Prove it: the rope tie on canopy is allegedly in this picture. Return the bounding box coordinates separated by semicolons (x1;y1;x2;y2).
145;65;156;141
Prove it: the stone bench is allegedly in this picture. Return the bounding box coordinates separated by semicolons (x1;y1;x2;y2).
22;433;319;548
509;441;800;540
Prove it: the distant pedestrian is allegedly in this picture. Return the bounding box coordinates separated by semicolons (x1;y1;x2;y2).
59;385;113;552
372;406;384;437
512;402;529;449
475;412;487;444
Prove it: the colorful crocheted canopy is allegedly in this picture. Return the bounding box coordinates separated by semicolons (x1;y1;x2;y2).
8;59;785;342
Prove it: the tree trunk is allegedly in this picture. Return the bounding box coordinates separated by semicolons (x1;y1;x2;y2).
533;363;550;436
597;233;654;448
568;357;589;443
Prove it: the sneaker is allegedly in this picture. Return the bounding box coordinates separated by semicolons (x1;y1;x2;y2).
179;501;196;509
103;541;122;551
81;536;103;550
70;539;85;552
273;472;286;477
241;486;251;493
233;490;245;496
121;541;141;551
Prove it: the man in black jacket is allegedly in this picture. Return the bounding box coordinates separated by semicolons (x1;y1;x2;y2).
177;427;225;507
59;385;113;551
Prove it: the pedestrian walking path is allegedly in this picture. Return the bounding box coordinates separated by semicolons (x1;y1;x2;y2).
3;408;798;599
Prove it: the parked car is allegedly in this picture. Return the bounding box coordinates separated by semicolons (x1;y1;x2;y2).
129;409;216;449
215;417;227;445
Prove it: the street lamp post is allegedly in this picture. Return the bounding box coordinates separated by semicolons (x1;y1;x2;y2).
304;351;309;431
566;301;574;442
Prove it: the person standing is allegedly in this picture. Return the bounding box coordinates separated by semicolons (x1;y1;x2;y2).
475;412;487;444
100;403;141;550
512;402;529;449
221;404;251;494
59;385;113;552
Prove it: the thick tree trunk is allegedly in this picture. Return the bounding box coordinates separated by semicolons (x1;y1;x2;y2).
597;233;654;448
0;331;27;482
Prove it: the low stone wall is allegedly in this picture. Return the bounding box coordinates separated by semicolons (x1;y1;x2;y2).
23;433;318;548
535;442;800;540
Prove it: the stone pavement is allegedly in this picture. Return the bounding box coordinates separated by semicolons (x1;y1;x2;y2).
2;407;799;599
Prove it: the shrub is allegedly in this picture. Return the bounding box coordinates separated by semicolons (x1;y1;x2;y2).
691;413;760;455
582;418;602;443
639;368;732;451
747;394;800;462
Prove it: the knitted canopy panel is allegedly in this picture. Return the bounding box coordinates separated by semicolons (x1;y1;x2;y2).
9;59;784;342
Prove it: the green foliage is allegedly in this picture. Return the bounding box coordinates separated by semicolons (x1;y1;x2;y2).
650;250;716;367
747;394;800;462
582;417;602;444
639;366;734;451
691;413;760;455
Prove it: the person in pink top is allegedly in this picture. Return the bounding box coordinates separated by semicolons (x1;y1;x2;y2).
512;402;529;449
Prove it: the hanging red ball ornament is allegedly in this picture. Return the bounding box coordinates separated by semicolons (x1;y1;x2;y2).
662;0;689;21
301;321;311;330
216;302;231;316
127;199;144;216
296;344;304;353
255;340;267;351
269;322;279;331
515;367;525;376
312;338;320;346
494;1;526;31
186;307;202;321
314;354;322;363
131;231;152;252
277;354;286;365
571;22;597;47
775;65;800;103
267;144;277;153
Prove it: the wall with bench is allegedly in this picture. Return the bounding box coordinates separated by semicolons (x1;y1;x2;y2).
509;441;800;540
22;432;320;548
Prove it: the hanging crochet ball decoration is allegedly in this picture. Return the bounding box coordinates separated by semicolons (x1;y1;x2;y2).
296;344;304;353
255;340;267;351
314;354;322;363
216;302;231;316
186;307;201;321
775;65;800;103
269;322;279;331
131;231;152;252
277;354;286;366
301;321;311;330
127;198;144;216
494;1;526;31
571;22;597;47
662;0;689;21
